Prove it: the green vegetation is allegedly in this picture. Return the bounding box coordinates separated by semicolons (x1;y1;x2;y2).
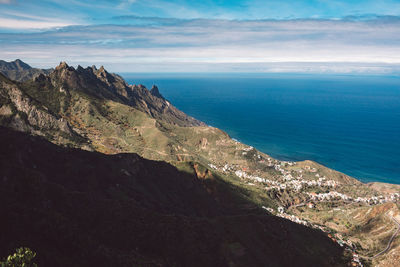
0;248;37;267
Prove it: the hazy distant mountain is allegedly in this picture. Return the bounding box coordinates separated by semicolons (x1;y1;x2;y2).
0;59;31;71
0;59;53;82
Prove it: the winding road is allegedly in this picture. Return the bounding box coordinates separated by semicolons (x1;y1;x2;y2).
371;216;400;259
288;202;400;260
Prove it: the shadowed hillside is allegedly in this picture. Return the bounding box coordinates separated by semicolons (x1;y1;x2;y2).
0;127;347;267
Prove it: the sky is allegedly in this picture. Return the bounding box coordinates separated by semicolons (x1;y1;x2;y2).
1;0;400;73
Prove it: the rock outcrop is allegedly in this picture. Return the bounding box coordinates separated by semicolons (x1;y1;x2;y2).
0;73;85;145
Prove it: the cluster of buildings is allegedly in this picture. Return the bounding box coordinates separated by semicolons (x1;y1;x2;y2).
274;175;339;192
349;250;363;267
277;212;309;226
307;191;400;205
303;165;318;172
208;163;241;173
307;191;351;201
332;233;354;249
234;165;340;194
273;160;296;171
210;157;399;208
263;205;309;226
354;193;400;205
234;170;275;183
330;233;363;266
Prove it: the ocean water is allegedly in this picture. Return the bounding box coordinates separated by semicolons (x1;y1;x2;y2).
121;73;400;184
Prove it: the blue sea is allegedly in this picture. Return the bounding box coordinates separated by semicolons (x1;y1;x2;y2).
121;73;400;185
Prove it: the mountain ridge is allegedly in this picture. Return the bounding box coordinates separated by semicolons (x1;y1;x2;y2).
0;59;31;71
49;61;205;127
0;59;53;82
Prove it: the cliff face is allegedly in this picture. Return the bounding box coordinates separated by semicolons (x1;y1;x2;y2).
0;73;85;146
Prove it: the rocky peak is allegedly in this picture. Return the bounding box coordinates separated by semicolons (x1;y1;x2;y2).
57;61;68;69
94;65;112;81
55;61;74;72
76;65;85;72
99;66;108;78
51;62;81;91
13;59;32;70
150;85;164;99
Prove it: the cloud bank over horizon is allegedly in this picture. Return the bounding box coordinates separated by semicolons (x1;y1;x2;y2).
1;1;400;74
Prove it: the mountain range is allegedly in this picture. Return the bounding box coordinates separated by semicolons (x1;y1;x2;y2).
1;59;399;267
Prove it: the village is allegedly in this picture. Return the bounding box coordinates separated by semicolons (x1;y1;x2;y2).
208;148;399;207
207;147;400;267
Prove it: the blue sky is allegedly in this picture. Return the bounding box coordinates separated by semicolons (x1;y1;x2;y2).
1;0;400;73
2;0;400;23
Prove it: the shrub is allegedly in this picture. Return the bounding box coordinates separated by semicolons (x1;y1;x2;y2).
0;247;38;267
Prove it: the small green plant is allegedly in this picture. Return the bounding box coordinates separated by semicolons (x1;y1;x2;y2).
0;247;38;267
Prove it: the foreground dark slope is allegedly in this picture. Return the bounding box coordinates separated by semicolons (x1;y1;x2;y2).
0;127;346;267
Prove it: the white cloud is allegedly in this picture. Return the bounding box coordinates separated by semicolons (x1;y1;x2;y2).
0;18;75;29
1;17;400;73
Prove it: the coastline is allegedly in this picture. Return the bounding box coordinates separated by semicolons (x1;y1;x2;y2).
122;74;400;186
222;130;400;191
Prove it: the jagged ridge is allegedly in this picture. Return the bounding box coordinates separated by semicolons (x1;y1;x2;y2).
49;61;204;127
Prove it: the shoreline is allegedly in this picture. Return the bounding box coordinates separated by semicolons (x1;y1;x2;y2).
222;134;400;186
122;75;400;187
